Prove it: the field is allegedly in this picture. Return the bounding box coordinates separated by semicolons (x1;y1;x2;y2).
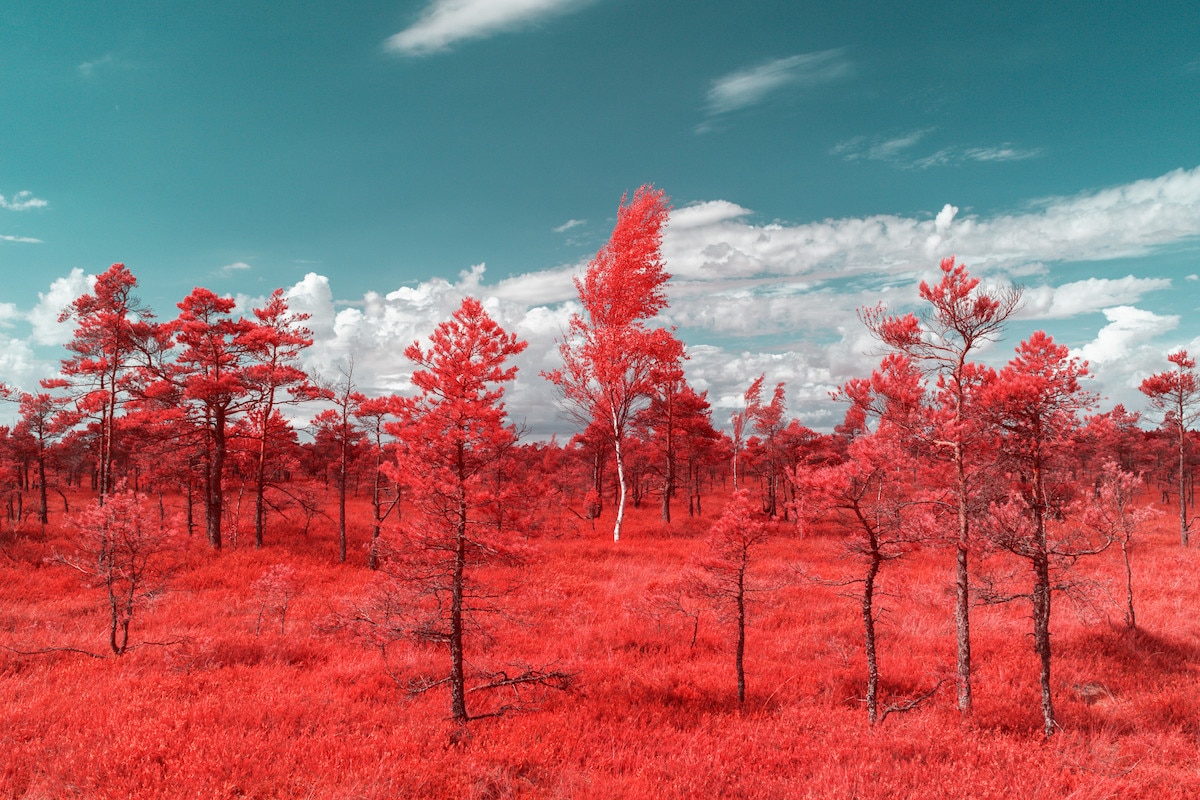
2;488;1198;799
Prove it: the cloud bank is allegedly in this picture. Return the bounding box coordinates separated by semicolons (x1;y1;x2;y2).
4;167;1197;432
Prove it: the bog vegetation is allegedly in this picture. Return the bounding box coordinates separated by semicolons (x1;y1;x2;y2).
1;186;1198;797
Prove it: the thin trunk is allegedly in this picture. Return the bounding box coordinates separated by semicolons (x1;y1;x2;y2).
206;408;225;551
864;548;881;725
954;441;972;714
1032;452;1055;737
736;561;746;704
36;447;48;526
450;449;469;723
338;428;348;563
1178;421;1189;546
1121;538;1136;630
612;410;626;543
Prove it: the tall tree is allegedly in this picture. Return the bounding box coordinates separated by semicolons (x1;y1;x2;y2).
984;331;1098;737
165;288;254;550
861;255;1021;715
240;289;315;548
388;297;529;724
545;185;683;542
56;264;158;499
1139;349;1199;546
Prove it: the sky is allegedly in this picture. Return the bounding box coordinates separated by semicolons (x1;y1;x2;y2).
2;0;1199;434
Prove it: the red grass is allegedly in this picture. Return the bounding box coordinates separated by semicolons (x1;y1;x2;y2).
2;487;1199;798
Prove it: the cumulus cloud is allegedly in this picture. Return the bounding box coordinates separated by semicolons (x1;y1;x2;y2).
29;268;94;346
2;167;1197;434
702;50;851;120
386;0;592;56
1074;306;1179;367
1020;276;1173;319
0;191;48;211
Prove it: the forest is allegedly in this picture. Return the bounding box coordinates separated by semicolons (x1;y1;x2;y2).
1;186;1198;798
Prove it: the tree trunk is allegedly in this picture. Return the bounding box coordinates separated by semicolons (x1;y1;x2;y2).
1178;423;1189;546
206;408;225;551
1121;538;1136;630
954;443;972;715
612;413;627;542
736;563;746;704
864;548;881;725
449;497;468;723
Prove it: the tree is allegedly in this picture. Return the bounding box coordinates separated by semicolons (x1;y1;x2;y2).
686;490;770;704
545;185;683;542
983;331;1098;737
353;393;402;569
1080;461;1158;630
386;297;560;725
635;376;716;523
164;288;254;550
730;375;763;492
314;363;365;563
861;255;1021;715
741;378;787;517
794;354;936;725
240;289;315;548
1139;349;1199;546
16;391;70;528
56;264;158;499
56;488;178;655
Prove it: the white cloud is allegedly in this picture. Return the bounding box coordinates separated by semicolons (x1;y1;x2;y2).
221;261;252;273
553;218;585;233
702;50;851;119
386;0;592;56
1020;276;1173;319
2;168;1197;435
0;191;48;211
29;268;94;346
913;144;1043;169
661;166;1200;285
1074;306;1179;366
78;53;118;79
0;234;42;244
835;132;1042;169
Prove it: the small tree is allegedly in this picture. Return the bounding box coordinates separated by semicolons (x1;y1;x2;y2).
57;488;178;655
1080;461;1159;630
794;355;937;725
686;490;770;704
1139;349;1199;546
386;297;568;724
983;331;1100;737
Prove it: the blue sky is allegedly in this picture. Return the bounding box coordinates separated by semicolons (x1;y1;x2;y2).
2;0;1199;433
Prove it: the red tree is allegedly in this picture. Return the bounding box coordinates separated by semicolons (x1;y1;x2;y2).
240;289;315;548
56;264;158;499
163;288;254;550
983;331;1098;737
861;255;1021;715
1139;349;1199;545
545;185;683;542
795;353;935;725
686;490;770;704
386;297;535;724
